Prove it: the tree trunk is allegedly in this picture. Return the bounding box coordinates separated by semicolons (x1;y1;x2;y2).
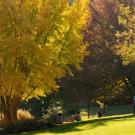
3;108;11;125
103;103;105;116
102;97;106;116
87;103;90;119
10;98;19;123
1;96;20;125
133;103;135;115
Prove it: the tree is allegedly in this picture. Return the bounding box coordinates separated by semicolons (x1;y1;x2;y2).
0;0;90;124
58;0;121;107
116;2;135;96
56;0;135;117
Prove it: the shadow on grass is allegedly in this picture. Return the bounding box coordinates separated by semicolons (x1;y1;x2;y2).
21;114;134;135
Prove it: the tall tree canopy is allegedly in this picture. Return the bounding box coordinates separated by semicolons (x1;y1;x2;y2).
58;0;121;105
116;2;135;90
0;0;90;124
57;0;135;110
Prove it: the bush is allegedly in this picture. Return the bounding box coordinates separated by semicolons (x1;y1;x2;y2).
0;109;32;128
44;114;57;123
17;109;32;120
4;119;56;134
46;121;56;128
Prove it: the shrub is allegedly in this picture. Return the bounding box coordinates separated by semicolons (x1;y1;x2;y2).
17;109;32;121
44;114;57;123
0;110;32;128
4;119;48;134
3;109;56;134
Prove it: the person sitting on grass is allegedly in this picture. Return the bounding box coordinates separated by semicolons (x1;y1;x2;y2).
97;111;102;118
56;113;64;124
74;112;81;121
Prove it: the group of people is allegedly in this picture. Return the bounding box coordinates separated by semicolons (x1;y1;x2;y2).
56;110;103;124
56;112;81;124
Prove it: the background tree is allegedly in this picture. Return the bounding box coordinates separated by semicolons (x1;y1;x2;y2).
116;2;135;95
0;0;90;124
56;0;135;117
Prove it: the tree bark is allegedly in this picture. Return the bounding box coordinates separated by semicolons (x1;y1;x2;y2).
10;98;19;123
103;103;105;116
1;96;20;125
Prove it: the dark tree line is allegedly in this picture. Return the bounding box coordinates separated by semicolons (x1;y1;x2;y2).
54;0;135;115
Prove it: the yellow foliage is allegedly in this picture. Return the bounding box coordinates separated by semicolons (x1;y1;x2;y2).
0;0;90;101
116;4;135;65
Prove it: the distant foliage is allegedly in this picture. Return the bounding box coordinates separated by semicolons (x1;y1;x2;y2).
116;4;135;65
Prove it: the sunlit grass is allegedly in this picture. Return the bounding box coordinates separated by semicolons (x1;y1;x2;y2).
15;114;135;135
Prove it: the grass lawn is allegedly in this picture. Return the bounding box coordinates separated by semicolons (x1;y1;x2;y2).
14;114;135;135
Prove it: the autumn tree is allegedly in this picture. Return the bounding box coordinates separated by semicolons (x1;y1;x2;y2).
0;0;90;124
83;0;135;106
58;0;120;104
116;2;135;93
57;0;135;117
